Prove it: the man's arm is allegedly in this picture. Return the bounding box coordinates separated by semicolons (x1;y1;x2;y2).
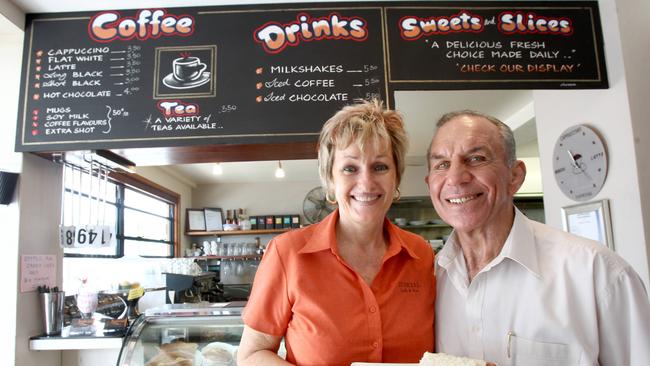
597;267;650;365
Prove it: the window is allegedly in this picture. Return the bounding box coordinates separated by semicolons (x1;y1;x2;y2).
63;170;179;258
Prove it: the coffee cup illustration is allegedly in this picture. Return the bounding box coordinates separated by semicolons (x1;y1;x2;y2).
163;56;210;89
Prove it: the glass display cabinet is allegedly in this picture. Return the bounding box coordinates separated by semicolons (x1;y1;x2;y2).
116;303;245;366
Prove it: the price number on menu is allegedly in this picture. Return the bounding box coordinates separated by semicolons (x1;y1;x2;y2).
59;225;116;248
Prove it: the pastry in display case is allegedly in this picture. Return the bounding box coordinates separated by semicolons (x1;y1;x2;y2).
116;303;245;366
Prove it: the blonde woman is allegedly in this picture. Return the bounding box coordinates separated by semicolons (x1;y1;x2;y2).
238;100;435;366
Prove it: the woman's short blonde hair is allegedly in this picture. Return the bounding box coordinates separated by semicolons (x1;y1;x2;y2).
317;99;408;194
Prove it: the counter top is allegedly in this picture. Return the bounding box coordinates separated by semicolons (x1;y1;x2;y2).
29;335;123;350
30;315;124;351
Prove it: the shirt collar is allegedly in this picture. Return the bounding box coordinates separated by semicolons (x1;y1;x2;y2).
501;208;541;277
299;209;420;260
436;208;540;278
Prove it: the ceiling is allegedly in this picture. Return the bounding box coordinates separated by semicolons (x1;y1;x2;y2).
2;0;538;186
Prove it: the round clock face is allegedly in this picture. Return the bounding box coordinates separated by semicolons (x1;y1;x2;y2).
553;125;607;201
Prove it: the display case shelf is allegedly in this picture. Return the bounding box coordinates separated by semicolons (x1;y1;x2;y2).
186;228;290;236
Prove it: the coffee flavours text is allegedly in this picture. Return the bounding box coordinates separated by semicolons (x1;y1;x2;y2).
255;12;368;54
89;9;194;42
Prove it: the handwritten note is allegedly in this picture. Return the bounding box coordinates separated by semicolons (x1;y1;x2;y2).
20;255;56;293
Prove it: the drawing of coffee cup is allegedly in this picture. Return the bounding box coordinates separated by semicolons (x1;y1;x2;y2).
172;56;207;82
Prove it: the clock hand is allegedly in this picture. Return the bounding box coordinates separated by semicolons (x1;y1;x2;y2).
566;150;579;168
567;150;592;180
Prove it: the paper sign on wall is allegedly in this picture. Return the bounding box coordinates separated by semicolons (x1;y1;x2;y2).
20;255;56;293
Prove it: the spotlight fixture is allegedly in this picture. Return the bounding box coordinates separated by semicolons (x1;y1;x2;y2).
275;160;285;178
212;163;223;175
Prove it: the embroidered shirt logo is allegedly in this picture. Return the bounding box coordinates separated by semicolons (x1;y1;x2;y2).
398;281;420;293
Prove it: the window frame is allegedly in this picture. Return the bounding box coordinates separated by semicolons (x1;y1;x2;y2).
63;171;180;259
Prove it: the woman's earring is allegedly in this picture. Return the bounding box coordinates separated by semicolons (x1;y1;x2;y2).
393;188;401;202
326;191;337;205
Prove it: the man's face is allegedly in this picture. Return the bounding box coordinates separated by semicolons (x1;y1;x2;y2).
425;115;525;235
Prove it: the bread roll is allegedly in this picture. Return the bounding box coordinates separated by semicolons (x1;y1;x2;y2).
420;352;486;366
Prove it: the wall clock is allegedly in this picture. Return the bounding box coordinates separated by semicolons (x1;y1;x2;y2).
553;124;608;201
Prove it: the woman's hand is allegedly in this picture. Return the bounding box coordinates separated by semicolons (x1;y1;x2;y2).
237;325;293;366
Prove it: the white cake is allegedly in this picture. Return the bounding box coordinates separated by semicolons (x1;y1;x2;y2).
419;352;487;366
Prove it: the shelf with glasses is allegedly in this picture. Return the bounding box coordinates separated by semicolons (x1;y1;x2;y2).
186;228;290;236
186;255;261;260
396;224;451;230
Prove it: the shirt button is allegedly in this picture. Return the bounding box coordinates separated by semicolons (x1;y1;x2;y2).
369;306;377;313
372;341;379;348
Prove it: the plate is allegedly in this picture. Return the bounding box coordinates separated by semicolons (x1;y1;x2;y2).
201;342;237;366
162;71;211;89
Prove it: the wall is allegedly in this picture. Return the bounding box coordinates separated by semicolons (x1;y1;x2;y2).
618;0;650;286
16;154;64;366
0;17;24;366
193;180;318;220
535;0;649;285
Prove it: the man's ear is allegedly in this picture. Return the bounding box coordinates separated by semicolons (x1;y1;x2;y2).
509;160;527;196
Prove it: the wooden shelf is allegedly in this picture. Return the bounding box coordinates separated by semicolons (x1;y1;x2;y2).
186;228;290;236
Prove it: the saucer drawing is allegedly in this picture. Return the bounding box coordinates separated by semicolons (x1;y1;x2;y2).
163;71;211;89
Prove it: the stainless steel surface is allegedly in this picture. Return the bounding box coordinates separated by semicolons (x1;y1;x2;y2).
39;291;65;336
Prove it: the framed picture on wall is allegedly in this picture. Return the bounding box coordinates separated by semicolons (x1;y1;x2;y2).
561;199;614;250
204;208;223;231
186;209;206;232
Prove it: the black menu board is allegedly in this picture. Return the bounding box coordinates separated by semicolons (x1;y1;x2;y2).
16;4;387;152
15;1;606;153
385;2;606;90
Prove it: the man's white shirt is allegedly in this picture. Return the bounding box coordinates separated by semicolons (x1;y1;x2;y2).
435;209;650;366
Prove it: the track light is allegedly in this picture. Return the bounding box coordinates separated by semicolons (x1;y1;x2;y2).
275;160;285;178
212;163;223;175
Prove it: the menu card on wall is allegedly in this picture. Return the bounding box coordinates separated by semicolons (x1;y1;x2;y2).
20;255;56;293
15;1;606;153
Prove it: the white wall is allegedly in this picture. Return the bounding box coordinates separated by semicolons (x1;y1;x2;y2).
0;20;24;366
193;180;319;221
16;154;64;366
618;0;650;286
535;0;649;286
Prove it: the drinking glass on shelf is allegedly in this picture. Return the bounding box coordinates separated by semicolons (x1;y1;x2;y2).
234;242;243;256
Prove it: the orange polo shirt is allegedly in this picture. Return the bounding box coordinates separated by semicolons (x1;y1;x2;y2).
243;210;435;366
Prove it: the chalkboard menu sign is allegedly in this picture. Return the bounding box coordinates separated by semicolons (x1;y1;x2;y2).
15;1;606;153
385;2;606;90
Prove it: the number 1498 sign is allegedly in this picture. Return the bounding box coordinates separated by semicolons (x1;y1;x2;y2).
59;225;115;248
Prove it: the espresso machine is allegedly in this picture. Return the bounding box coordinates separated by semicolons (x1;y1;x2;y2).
164;272;225;304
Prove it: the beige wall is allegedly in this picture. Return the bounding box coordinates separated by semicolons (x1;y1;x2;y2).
0;18;26;366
